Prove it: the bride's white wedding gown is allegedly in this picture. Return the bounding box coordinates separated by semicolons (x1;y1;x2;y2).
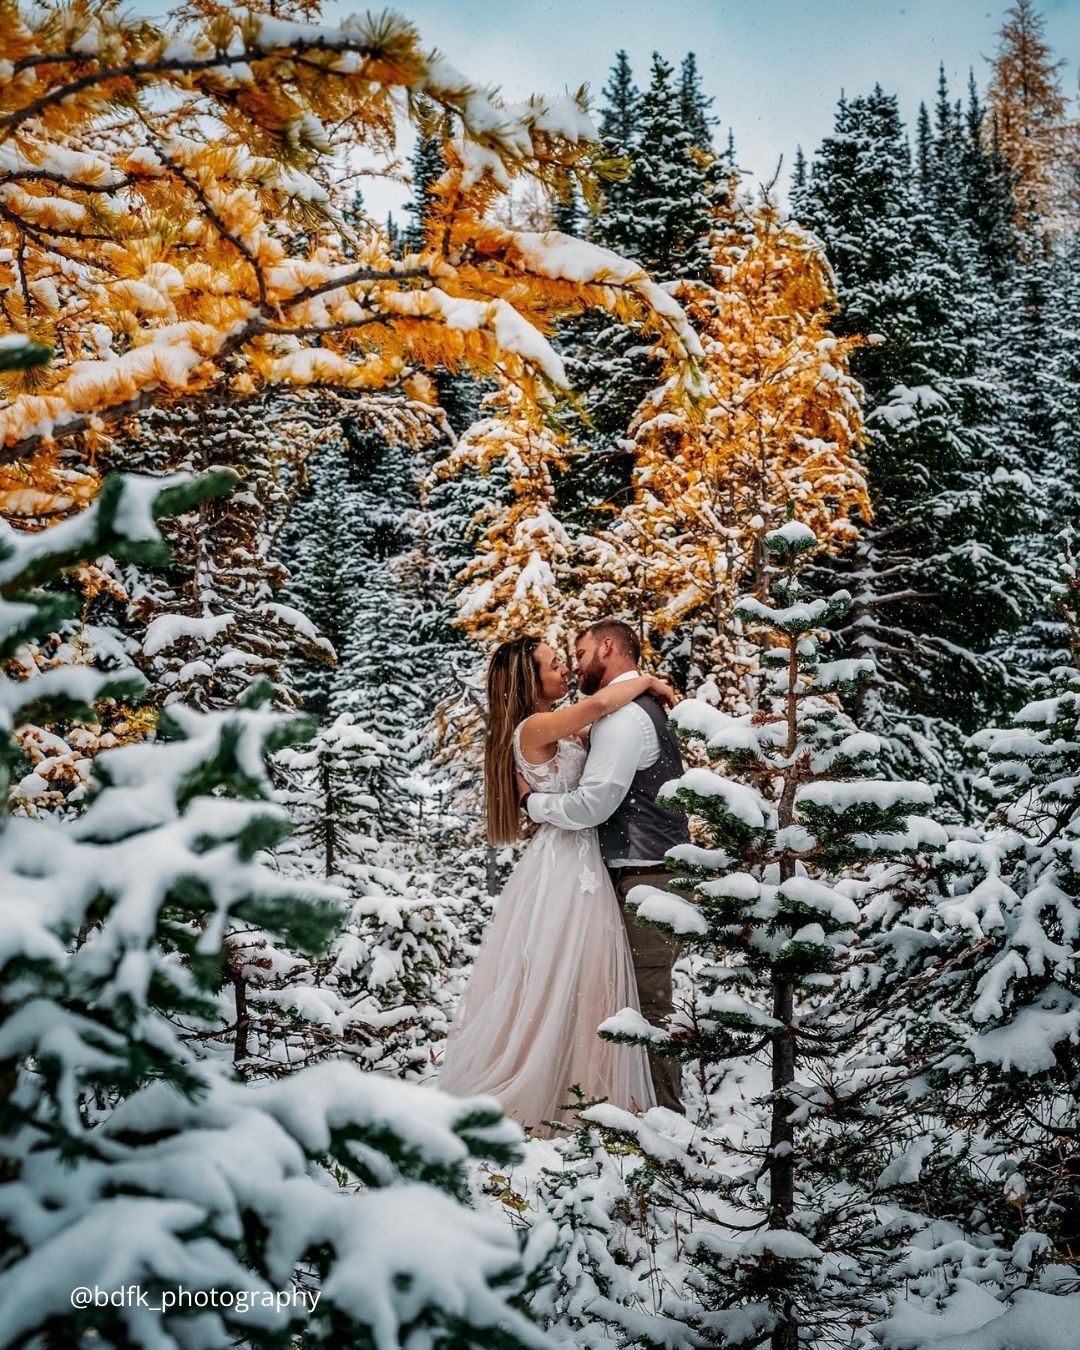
438;726;655;1135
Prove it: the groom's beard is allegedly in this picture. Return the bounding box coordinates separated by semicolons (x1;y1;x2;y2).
577;663;604;695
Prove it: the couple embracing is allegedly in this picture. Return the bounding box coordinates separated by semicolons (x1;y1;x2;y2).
439;620;691;1135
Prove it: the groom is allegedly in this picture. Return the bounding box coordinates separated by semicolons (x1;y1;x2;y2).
520;619;690;1113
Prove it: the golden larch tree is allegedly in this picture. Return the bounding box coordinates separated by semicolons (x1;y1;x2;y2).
987;0;1068;225
0;0;702;476
602;187;869;702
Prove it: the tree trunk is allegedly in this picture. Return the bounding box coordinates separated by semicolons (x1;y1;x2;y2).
321;753;335;879
228;956;250;1066
769;971;798;1350
768;632;801;1350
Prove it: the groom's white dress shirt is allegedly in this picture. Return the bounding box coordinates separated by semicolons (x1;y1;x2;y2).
525;669;662;866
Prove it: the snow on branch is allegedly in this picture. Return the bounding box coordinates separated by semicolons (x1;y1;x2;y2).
0;4;701;459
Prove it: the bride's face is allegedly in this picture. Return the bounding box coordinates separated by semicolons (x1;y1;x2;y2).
533;643;570;704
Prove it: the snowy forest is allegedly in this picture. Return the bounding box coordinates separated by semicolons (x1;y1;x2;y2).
0;0;1079;1345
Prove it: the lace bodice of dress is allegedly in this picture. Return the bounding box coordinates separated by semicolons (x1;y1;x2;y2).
513;724;587;793
512;724;599;893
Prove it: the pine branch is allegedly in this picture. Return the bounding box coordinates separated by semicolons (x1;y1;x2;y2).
159;144;269;309
0;198;112;269
4;170;135;194
1;38;389;137
284;263;433;308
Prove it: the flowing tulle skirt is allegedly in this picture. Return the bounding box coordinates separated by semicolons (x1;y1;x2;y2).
438;824;656;1136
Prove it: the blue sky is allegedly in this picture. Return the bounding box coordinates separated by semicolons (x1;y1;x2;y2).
140;0;1080;213
317;0;1080;216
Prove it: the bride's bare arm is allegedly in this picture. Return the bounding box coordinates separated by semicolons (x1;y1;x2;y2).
518;675;677;765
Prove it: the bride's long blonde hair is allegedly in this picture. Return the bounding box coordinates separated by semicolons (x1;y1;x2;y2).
485;636;542;845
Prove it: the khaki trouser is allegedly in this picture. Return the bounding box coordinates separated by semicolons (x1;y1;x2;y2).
610;865;686;1113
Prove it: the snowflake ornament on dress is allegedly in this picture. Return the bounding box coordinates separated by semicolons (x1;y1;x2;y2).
438;727;655;1135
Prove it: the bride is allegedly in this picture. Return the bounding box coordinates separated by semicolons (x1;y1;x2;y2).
438;634;675;1135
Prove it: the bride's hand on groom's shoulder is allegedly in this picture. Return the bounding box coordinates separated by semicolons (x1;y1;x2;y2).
648;675;680;709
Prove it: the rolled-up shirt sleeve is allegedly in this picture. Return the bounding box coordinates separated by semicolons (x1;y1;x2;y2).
525;708;643;830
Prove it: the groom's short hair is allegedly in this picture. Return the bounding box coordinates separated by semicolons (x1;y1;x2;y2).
580;619;641;664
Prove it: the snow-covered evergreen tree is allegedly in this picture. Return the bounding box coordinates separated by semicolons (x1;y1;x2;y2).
268;702;464;1078
595;49;641;215
0;471;551;1348
993;217;1080;681
1046;235;1080;537
679;52;717;153
445;384;581;653
329;417;454;838
866;529;1080;1347
794;85;1035;807
960;74;1020;286
599;52;714;282
599;521;947;1347
278;405;444;731
423;446;508;870
275;432;364;719
275;711;390;892
272;405;471;1076
551;180;584;236
790;145;807;194
528;1106;717;1347
111;398;334;712
560;48;715;492
402;114;448;255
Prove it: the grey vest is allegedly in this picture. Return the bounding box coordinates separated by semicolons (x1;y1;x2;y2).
598;694;691;866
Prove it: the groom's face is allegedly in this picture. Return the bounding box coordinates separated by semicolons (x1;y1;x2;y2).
575;634;608;696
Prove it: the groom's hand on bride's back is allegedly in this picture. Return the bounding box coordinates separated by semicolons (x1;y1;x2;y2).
647;676;680;709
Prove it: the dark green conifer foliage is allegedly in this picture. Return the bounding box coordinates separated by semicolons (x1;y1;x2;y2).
961;93;1019;285
679;51;716;151
276;435;364;720
795;85;1034;806
551;180;583;236
403;117;447;253
559;48;715;520
916;101;933;194
278;415;446;841
0;336;50;372
858;533;1080;1335
103;399;336;715
598;52;713;281
596;48;641;212
997;216;1080;676
791;144;807;193
1047;236;1080;532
